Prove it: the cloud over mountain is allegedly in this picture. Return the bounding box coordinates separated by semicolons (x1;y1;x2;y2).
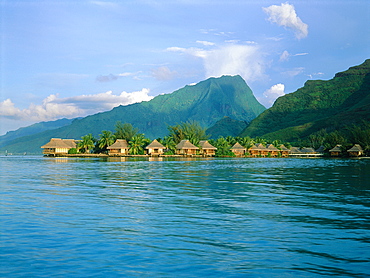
261;83;285;106
0;89;153;121
167;43;266;83
263;3;308;39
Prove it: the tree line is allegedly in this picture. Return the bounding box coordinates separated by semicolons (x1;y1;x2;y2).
71;120;370;157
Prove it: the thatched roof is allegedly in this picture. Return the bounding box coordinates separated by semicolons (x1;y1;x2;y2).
231;142;246;150
289;147;302;154
41;138;72;149
63;139;77;148
266;144;280;151
199;140;217;150
145;139;165;149
279;144;290;151
315;145;325;153
329;145;342;152
301;147;316;153
347;144;363;152
107;139;129;149
176;140;199;150
249;143;267;151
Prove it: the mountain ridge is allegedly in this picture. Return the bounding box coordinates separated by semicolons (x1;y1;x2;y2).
240;59;370;141
1;75;265;154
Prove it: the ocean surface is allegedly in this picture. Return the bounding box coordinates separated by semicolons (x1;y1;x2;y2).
1;156;369;277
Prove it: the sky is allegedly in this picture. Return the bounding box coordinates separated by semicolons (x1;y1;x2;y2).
0;0;369;135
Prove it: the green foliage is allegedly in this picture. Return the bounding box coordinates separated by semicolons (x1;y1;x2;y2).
206;117;248;139
347;121;370;152
97;130;115;153
160;136;176;153
77;133;95;153
240;59;370;142
324;130;348;150
115;122;138;142
167;121;209;145
129;134;148;155
68;148;78;154
213;137;233;157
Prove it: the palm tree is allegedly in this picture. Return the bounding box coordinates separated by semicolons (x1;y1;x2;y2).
98;130;115;153
239;136;255;149
129;134;147;155
225;136;236;146
160;136;176;153
214;137;231;156
77;134;95;153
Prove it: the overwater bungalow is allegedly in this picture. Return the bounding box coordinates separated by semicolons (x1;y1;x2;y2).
231;142;246;157
41;138;77;156
199;140;217;156
266;144;280;157
248;144;260;157
248;143;268;157
279;144;290;157
347;144;363;157
107;139;129;155
176;140;199;156
145;139;166;156
329;145;342;157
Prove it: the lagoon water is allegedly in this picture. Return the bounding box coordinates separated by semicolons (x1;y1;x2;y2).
1;156;369;277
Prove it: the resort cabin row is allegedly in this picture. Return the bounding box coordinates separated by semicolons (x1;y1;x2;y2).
229;143;292;157
108;139;217;156
329;144;364;157
41;138;218;157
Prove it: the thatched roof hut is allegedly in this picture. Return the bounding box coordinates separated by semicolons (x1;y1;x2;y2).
107;139;129;155
199;140;217;156
176;140;199;155
266;144;280;157
347;144;363;157
329;145;342;156
41;138;75;155
289;147;302;154
231;142;246;156
145;139;166;155
279;144;290;157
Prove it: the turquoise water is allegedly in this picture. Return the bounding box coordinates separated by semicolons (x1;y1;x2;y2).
1;156;369;277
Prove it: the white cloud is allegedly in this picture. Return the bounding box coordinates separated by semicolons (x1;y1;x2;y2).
280;50;290;61
261;83;285;107
151;66;178;81
283;67;305;77
96;72;137;82
0;89;153;122
167;43;266;83
263;2;308;39
279;50;308;61
196;40;215;46
0;99;22;119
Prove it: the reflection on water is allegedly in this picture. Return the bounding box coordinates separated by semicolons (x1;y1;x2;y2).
0;156;369;277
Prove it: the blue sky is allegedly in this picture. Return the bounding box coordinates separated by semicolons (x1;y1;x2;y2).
1;0;369;135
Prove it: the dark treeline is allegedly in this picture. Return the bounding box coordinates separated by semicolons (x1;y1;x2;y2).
71;120;370;157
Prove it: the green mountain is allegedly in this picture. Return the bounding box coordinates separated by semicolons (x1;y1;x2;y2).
240;59;370;141
1;75;265;154
0;118;77;148
206;116;248;139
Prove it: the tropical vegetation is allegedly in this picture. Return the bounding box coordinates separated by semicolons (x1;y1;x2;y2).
70;118;370;157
